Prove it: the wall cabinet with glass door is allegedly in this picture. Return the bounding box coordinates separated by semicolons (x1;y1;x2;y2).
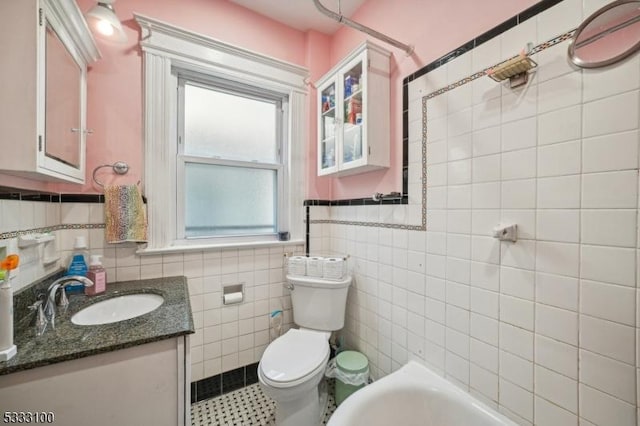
0;0;99;183
317;41;390;177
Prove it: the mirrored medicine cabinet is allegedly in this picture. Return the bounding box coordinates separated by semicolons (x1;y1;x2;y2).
0;0;100;184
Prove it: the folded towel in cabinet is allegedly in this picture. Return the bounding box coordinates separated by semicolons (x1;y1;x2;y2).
104;184;148;243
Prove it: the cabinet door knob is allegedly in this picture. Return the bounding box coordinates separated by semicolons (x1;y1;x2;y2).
70;128;81;133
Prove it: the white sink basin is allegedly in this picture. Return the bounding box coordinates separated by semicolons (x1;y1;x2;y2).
71;293;164;326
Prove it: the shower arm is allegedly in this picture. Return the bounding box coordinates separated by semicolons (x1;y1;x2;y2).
312;0;414;55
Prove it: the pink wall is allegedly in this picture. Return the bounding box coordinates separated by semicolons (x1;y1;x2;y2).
326;0;539;199
0;175;55;192
304;30;332;199
8;0;545;201
53;0;312;194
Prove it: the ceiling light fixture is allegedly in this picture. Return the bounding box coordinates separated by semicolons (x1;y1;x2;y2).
86;0;127;43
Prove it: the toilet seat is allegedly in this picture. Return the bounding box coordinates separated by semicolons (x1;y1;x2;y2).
259;329;330;388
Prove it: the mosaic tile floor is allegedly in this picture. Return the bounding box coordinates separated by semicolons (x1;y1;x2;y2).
191;380;338;426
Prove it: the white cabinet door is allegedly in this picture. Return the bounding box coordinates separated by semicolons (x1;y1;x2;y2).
37;1;89;182
337;52;366;172
0;337;190;426
0;0;99;184
318;77;339;176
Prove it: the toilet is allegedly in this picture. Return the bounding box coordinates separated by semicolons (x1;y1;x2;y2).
258;274;352;426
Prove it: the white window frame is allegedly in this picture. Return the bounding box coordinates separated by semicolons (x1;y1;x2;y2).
175;75;288;244
134;14;308;253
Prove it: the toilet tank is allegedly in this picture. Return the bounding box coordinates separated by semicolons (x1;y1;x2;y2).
287;275;352;331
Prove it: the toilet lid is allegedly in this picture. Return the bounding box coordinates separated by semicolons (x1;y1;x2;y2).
260;329;329;384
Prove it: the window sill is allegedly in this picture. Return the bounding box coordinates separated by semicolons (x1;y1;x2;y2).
135;239;305;256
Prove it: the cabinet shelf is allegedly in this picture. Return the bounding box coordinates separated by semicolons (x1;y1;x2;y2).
316;41;390;177
43;257;61;266
321;107;336;117
344;90;363;103
17;234;55;248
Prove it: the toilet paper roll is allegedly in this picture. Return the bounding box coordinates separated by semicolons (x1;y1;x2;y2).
287;256;307;276
323;257;346;280
306;256;324;277
223;292;243;305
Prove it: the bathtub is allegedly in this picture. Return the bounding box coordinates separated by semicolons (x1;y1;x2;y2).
327;361;518;426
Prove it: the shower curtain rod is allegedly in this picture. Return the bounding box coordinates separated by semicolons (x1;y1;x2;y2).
312;0;414;55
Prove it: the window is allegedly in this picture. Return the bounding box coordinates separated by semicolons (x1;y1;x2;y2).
176;76;288;243
136;15;308;252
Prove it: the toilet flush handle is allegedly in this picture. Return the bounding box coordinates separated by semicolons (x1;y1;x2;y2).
285;282;295;291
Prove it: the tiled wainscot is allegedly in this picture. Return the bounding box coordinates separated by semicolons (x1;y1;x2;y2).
0;197;302;385
309;0;640;425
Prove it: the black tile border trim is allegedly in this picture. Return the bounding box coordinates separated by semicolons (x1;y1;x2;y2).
191;362;260;404
0;189;145;204
0;188;97;203
59;194;105;203
401;0;564;86
305;206;310;256
304;197;407;207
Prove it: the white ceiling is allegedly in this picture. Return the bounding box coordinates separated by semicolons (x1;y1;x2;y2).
229;0;367;34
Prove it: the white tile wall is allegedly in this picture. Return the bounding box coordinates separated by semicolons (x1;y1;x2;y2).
0;200;60;292
323;2;640;425
1;198;300;382
70;214;302;382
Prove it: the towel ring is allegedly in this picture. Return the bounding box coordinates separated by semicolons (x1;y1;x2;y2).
93;161;130;188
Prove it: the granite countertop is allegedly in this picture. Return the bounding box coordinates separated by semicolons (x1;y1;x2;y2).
0;274;194;376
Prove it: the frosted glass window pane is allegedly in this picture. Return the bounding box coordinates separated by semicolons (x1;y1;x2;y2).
184;84;278;163
184;163;276;237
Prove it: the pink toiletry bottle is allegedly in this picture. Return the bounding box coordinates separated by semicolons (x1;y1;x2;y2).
86;255;106;296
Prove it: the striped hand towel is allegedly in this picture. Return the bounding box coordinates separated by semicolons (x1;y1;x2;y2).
104;184;148;243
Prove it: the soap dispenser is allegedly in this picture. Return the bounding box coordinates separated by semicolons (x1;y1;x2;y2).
86;255;106;296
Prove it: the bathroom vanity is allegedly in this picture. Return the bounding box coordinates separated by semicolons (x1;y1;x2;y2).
0;275;194;426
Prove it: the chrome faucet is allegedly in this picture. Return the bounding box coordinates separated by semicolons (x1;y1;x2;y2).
28;295;48;337
44;276;94;328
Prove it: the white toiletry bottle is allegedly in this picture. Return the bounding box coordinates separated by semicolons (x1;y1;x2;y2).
86;255;106;296
0;255;19;362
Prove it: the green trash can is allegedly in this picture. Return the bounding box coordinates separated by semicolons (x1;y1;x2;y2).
334;350;369;406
